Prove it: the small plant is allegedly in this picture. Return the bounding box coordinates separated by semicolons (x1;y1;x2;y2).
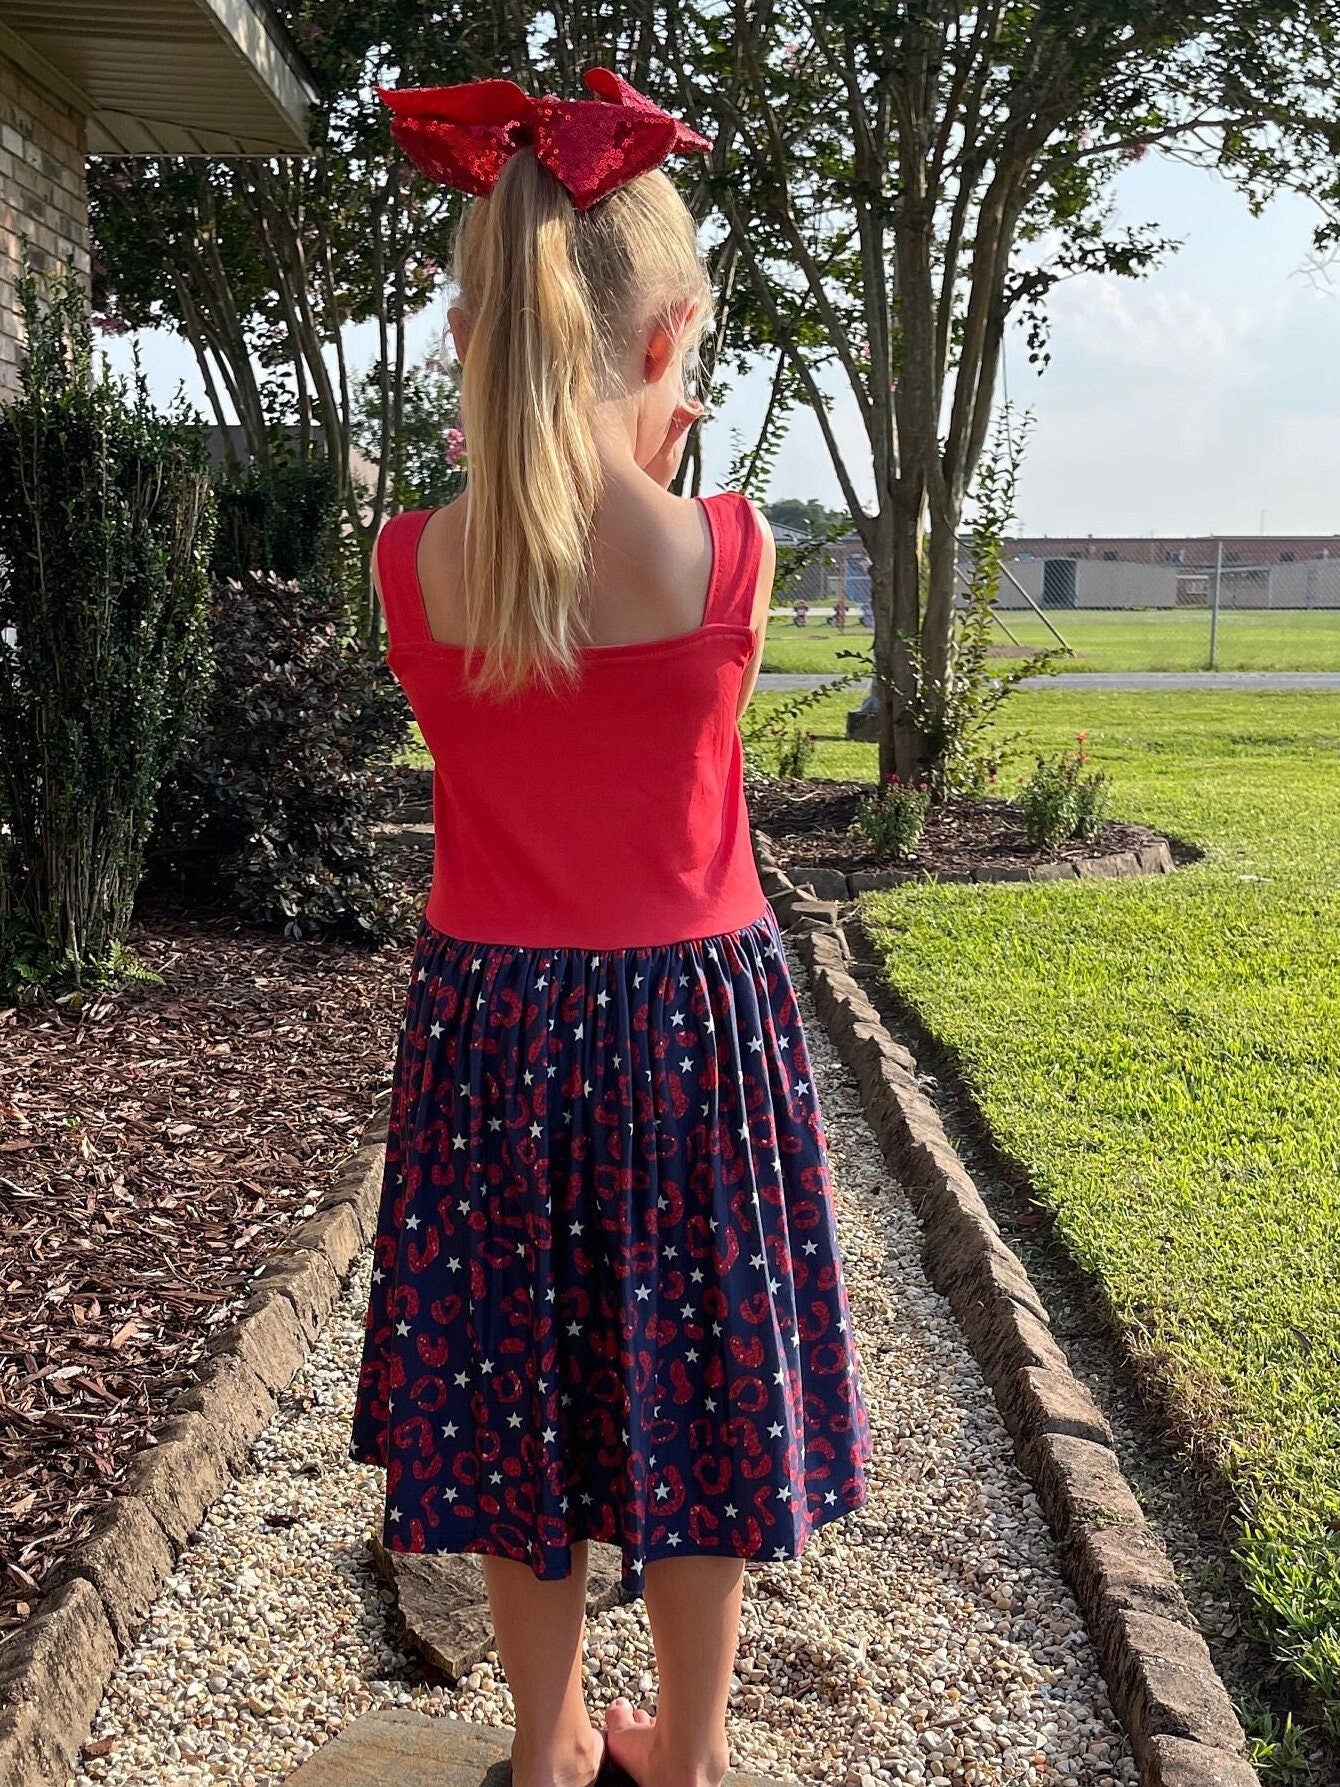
1017;732;1112;849
854;772;932;861
775;727;818;778
740;664;867;778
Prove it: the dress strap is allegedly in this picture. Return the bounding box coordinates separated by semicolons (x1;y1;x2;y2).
375;509;436;648
701;492;765;630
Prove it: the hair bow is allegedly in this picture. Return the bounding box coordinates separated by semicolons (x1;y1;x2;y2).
375;67;712;211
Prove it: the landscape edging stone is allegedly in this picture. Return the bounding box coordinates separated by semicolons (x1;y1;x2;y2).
753;828;1259;1787
0;1095;392;1787
777;831;1175;895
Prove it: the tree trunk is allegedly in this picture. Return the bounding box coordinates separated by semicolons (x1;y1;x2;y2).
889;486;925;779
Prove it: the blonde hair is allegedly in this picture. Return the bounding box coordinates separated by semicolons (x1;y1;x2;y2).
449;149;714;699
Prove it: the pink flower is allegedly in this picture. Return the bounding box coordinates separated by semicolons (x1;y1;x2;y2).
445;427;467;469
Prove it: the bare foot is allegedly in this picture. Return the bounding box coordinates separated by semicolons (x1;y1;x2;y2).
602;1695;657;1784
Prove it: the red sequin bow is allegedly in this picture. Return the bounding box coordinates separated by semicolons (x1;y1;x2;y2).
375;67;712;211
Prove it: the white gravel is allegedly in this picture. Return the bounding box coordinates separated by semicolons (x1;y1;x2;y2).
70;933;1138;1787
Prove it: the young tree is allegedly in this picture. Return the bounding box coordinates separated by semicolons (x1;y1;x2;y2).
689;0;1340;779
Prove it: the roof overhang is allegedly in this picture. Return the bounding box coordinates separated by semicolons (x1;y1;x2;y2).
0;0;317;154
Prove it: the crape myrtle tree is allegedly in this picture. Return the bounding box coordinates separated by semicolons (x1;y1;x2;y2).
86;1;524;641
683;0;1340;782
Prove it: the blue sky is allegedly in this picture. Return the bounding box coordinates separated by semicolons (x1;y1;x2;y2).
100;150;1340;539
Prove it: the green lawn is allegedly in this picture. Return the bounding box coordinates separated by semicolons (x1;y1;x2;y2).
761;608;1340;674
759;684;1340;1752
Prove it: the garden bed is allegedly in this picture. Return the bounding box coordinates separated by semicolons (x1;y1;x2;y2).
746;772;1186;888
0;901;411;1648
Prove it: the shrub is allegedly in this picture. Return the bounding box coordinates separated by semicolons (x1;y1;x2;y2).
1017;732;1112;849
210;451;345;588
0;261;215;990
855;772;932;860
145;569;412;940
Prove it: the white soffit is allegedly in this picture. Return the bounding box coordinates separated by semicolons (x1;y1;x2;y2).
0;0;317;154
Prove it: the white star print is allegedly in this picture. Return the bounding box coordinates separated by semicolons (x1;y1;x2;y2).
430;1022;443;1039
452;1132;466;1149
389;1506;402;1522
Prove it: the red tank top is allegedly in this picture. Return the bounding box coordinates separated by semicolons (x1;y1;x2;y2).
376;492;770;950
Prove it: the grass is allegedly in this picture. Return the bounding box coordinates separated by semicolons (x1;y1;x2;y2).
760;607;1340;675
750;682;1340;1758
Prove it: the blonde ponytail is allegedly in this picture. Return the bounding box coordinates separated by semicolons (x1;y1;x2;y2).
449;148;714;700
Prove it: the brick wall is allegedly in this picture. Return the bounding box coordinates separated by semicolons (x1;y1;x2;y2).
0;51;89;400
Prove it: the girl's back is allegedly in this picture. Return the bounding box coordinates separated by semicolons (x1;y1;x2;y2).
349;69;872;1653
374;486;771;950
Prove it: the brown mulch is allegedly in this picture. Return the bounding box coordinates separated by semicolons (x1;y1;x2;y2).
746;774;1174;876
0;889;421;1647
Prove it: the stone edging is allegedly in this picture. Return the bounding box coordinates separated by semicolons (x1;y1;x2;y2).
0;1099;391;1787
753;828;1260;1787
774;833;1175;901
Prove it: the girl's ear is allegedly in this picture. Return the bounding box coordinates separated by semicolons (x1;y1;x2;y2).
642;315;680;388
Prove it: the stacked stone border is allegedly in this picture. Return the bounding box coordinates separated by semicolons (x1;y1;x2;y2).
0;1097;392;1787
778;834;1175;903
752;828;1260;1787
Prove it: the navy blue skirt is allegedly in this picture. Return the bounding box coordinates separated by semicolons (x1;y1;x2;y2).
348;901;873;1596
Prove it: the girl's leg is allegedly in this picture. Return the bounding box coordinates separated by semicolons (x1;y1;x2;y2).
480;1541;604;1787
605;1555;743;1787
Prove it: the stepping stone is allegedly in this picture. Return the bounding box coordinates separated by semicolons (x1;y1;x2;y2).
283;1708;797;1787
368;1538;628;1680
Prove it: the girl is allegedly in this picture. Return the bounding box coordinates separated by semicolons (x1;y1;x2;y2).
349;67;873;1787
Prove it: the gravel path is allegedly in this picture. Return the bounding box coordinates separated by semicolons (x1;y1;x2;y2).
70;937;1137;1787
757;669;1340;692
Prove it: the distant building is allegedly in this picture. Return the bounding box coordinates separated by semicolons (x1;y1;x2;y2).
997;534;1340;610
